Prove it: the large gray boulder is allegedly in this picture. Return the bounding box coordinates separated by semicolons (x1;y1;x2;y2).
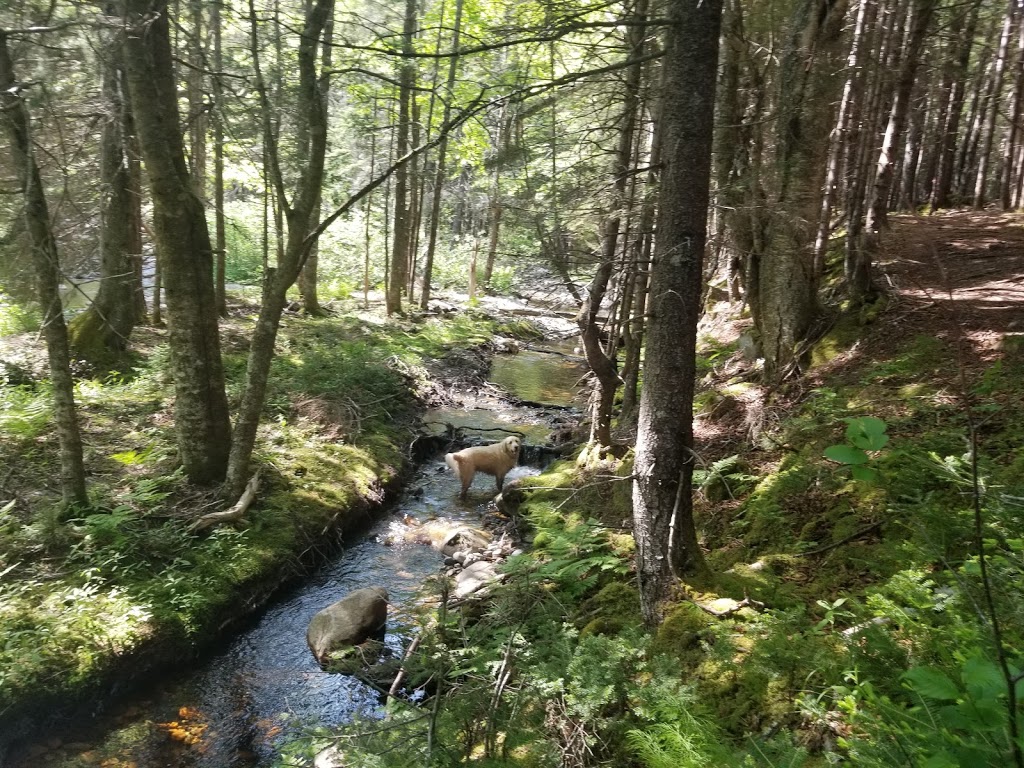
307;586;388;665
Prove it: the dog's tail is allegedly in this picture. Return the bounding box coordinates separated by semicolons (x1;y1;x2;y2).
444;452;463;481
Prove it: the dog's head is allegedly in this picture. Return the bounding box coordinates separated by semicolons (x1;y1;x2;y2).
504;436;522;457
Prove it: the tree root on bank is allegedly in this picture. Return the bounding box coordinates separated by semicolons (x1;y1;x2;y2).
190;470;261;532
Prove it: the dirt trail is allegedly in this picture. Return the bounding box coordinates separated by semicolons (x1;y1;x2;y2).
875;210;1024;362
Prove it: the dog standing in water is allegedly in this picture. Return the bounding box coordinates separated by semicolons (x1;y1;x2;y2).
445;435;522;499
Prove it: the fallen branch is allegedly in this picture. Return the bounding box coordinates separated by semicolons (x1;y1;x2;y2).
387;635;422;702
190;470;261;532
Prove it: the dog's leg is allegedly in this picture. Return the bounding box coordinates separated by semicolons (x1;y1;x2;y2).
455;455;474;499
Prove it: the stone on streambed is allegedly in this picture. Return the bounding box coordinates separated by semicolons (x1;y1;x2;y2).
455;560;501;599
307;586;388;666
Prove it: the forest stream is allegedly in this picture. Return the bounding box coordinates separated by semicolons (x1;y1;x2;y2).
12;341;586;768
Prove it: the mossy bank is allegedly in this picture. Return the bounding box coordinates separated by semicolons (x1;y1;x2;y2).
0;303;502;756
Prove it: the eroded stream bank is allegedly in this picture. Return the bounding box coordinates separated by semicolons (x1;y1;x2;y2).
11;339;585;768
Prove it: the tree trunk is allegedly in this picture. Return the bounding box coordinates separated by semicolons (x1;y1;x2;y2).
299;8;334;316
386;0;417;316
122;0;232;485
632;0;722;626
974;0;1016;208
1002;1;1024;209
898;77;928;209
576;0;648;447
68;39;140;364
931;1;981;210
212;0;227;316
758;0;848;380
813;0;873;278
420;0;464;309
226;0;335;497
0;30;89;508
957;30;997;201
864;0;936;237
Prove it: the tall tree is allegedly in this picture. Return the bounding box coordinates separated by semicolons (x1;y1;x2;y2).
753;0;848;380
121;0;232;485
419;0;464;309
631;0;722;625
225;0;335;496
0;29;89;507
862;0;937;240
974;0;1016;208
386;0;417;315
576;0;649;448
67;36;142;363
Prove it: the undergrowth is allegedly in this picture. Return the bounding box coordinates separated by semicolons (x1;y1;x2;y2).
272;309;1024;767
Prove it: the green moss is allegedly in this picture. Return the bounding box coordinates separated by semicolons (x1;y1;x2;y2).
650;602;713;665
809;313;861;368
576;581;642;637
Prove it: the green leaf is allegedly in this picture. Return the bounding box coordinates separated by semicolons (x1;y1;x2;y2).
905;667;960;701
846;417;889;451
851;465;878;482
824;445;869;465
961;656;1004;701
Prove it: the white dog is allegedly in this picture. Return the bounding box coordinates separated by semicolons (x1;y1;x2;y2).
445;435;522;500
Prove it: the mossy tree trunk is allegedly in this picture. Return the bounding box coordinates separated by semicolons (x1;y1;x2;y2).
122;0;232;485
68;38;140;364
0;30;88;507
757;0;847;381
631;0;722;626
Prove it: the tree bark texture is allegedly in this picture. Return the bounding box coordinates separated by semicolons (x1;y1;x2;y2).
0;30;89;506
631;0;722;625
122;0;232;485
758;0;848;380
68;40;140;362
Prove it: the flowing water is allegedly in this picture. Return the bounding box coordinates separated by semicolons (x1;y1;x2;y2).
13;346;584;768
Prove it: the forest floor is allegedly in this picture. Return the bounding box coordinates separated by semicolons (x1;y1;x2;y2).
852;209;1024;369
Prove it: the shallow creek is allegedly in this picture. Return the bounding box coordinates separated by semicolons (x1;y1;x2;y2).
15;345;584;768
